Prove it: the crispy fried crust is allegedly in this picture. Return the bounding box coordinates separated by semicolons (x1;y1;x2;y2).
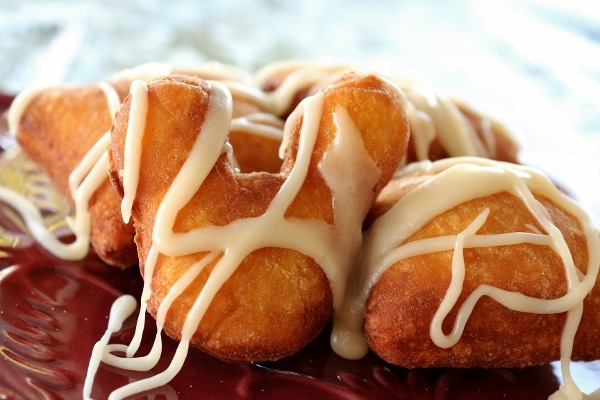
280;73;409;223
364;182;599;368
14;84;137;268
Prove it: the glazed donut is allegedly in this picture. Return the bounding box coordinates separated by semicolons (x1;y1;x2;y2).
351;157;600;368
255;61;521;165
390;78;521;165
7;82;138;268
107;73;409;362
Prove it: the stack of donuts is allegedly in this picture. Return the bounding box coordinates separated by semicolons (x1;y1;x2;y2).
6;60;600;398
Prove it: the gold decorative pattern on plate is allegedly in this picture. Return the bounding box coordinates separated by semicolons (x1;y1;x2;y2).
0;146;70;253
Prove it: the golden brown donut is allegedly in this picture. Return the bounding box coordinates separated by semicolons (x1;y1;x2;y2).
360;158;600;368
452;98;520;164
9;83;138;268
393;80;521;165
255;61;522;166
107;73;409;363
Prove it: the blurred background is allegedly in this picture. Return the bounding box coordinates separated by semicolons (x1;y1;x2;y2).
1;0;599;223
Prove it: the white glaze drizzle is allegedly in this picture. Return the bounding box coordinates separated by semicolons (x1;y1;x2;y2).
119;80;148;224
110;61;253;86
3;61;597;400
83;294;138;398
0;185;89;259
394;78;491;160
6;85;49;136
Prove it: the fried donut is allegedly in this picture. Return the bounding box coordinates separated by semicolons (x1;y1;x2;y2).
7;82;138;267
255;61;521;166
254;59;355;118
352;157;600;369
391;79;521;165
452;98;520;164
107;73;409;363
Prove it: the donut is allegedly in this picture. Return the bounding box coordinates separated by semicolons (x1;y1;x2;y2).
353;157;600;369
390;79;521;165
106;73;409;362
7;82;138;268
255;60;521;166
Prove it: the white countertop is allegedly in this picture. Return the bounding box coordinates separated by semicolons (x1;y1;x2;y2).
1;0;599;224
